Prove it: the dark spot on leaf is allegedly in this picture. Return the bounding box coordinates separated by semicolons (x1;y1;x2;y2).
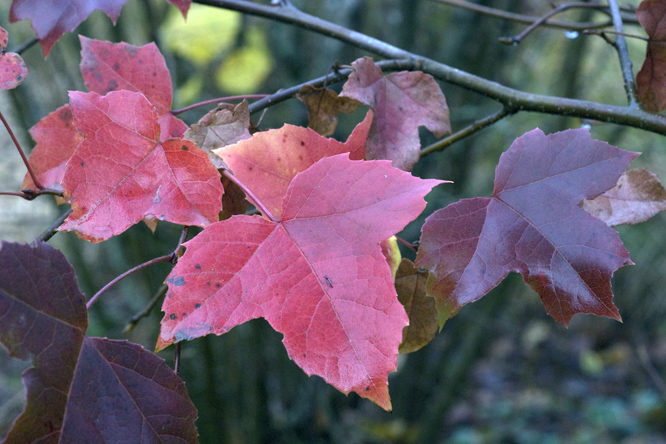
169;276;186;286
112;62;120;71
195;303;201;308
169;314;177;320
215;283;221;288
152;71;157;77
195;264;201;269
365;387;369;391
182;312;187;317
303;353;306;358
107;79;118;92
81;162;85;167
248;166;253;171
300;141;305;146
206;282;211;286
182;145;189;151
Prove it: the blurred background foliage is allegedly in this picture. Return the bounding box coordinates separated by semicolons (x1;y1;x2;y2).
1;0;666;442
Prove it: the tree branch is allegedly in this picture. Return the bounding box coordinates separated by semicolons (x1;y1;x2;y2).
608;0;638;107
195;0;666;135
420;107;513;157
499;3;610;46
430;0;638;29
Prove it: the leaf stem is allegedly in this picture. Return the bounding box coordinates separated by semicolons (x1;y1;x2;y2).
498;3;610;46
222;169;278;223
86;254;174;310
0;110;45;190
196;0;666;135
420;107;513;157
171;94;269;115
10;36;39;55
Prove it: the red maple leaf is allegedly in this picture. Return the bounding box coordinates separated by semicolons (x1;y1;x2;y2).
212;110;372;219
340;57;450;171
0;26;28;90
80;36;188;140
9;0;191;55
636;0;666;112
416;128;638;326
0;241;198;443
157;152;443;411
21;104;83;191
59;90;223;242
23;38;186;193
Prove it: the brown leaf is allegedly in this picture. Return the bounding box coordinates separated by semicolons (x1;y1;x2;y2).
184;100;252;169
296;85;360;136
582;168;666;226
220;175;248;220
396;259;438;354
636;0;666;112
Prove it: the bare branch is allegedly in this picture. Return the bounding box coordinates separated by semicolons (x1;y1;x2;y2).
608;0;639;107
195;0;666;135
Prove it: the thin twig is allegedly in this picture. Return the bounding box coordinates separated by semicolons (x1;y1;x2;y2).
583;29;650;42
248;59;414;114
222;169;278;223
608;0;638;108
0;110;44;189
395;236;418;253
194;0;666;135
123;283;168;333
420;107;513;157
499;3;609;46
430;0;638;29
0;187;63;201
10;37;39;55
636;344;666;399
86;254;174;310
171;94;268;115
32;208;72;244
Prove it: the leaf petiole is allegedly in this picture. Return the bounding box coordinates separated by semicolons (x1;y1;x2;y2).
0;110;45;190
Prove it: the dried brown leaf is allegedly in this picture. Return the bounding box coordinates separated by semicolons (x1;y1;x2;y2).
582;168;666;226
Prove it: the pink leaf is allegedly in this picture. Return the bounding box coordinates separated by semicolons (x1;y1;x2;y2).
158;154;443;410
59;90;222;242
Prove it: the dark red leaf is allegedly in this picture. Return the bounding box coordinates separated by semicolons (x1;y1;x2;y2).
636;0;666;112
341;57;450;171
0;241;198;443
59;90;222;242
9;1;191;55
212;111;372;220
158;154;442;410
416;128;637;326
